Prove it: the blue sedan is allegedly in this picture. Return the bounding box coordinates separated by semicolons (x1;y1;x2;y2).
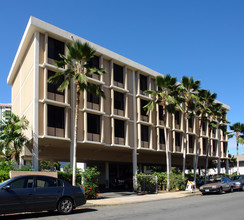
0;175;86;215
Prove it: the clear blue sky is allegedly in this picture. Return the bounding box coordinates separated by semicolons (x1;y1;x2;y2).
0;0;243;155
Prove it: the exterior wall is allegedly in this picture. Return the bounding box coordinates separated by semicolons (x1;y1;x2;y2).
8;17;230;168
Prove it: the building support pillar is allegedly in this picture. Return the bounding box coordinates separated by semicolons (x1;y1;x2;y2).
217;157;221;174
105;162;109;189
226;158;229;174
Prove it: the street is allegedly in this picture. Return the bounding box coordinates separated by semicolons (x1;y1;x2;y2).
1;191;244;220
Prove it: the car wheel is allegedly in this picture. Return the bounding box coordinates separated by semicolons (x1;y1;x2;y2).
219;187;223;194
230;187;234;193
57;197;73;215
202;192;206;196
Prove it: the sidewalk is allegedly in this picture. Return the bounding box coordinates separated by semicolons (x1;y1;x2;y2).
85;190;201;206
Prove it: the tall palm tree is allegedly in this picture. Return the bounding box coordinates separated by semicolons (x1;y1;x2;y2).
193;89;216;189
177;76;200;178
48;40;106;185
144;74;181;190
229;122;244;175
0;113;29;168
204;102;223;184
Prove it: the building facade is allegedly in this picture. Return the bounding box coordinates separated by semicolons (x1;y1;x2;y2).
0;103;11;121
7;17;229;188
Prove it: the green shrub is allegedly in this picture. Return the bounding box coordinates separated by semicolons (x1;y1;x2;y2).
57;171;82;185
136;173;157;193
0;170;9;182
82;166;100;199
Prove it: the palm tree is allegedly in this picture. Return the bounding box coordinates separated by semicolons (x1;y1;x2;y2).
144;74;181;190
193;89;216;189
204;102;223;184
48;40;106;185
229;122;244;175
0;113;29;168
177;76;200;178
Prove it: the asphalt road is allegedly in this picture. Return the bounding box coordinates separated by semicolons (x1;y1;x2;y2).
1;191;244;220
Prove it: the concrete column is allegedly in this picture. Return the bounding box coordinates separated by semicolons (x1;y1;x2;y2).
80;163;87;184
136;71;140;95
138;124;141;148
105;162;109;189
217;157;221;174
70;80;75;165
124;66;128;90
110;60;114;85
226;159;229;174
101;115;105;143
44;32;48;63
44;68;47;99
132;70;137;191
32;32;40;171
125;121;129;146
99;55;104;81
84;90;87;109
44;103;47;136
111;90;114;115
125;94;129;118
157;127;160;151
111;118;115;145
84;112;87;141
65;108;68;138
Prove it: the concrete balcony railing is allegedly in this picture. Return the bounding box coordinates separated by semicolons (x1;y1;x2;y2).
87;102;100;111
47;92;65;103
88;133;100;142
48;127;65;138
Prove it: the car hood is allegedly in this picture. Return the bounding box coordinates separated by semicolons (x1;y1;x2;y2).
201;182;221;188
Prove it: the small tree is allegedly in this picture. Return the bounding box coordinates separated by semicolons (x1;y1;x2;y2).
229;122;244;175
0;113;29;168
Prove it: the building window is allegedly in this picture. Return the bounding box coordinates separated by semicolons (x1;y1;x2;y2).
202;121;207;132
87;91;100;104
175;111;181;125
213;140;217;155
48;105;64;129
188;117;193;129
223;142;227;156
140;74;147;94
114;63;123;84
141;125;149;142
189;135;194;153
48;70;64;95
159;129;165;144
48;37;64;61
175;132;181;147
202;138;207;154
115;119;125;138
87;113;100;134
141;99;148;116
212;128;216;136
114;91;124;110
88;55;99;68
159;105;164;121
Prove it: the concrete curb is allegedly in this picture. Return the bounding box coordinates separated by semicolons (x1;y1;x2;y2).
83;191;201;207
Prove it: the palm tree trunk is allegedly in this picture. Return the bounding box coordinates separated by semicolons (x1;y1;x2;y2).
204;128;211;184
163;107;170;191
72;83;81;186
236;133;239;175
182;110;188;178
194;118;202;190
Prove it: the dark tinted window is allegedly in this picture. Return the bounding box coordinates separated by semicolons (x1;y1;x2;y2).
48;105;65;129
188;118;193;128
115;119;124;138
175;132;181;146
175;111;181;125
141;125;149;142
114;91;124;110
114;64;123;83
88;55;99;68
159;129;165;144
36;176;62;188
48;70;64;95
10;177;34;189
141;99;148;116
48;37;64;61
87;113;100;134
140;74;147;92
159;105;164;121
202;121;206;131
87;91;100;104
189;135;194;148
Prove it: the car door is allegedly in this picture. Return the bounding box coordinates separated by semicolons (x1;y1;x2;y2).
33;176;64;211
0;176;35;213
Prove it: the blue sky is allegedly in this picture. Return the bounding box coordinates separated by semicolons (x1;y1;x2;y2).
0;0;243;155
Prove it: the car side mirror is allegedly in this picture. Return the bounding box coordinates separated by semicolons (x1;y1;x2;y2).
2;185;11;190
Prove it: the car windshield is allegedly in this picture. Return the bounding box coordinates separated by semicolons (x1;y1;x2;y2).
0;179;12;187
206;177;222;184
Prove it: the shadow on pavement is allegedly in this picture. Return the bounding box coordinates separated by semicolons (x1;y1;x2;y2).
0;208;97;219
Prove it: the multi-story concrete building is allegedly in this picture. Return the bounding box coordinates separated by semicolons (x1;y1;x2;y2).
0;103;11;121
7;17;229;188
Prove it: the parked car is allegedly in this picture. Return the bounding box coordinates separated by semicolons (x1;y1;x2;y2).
0;175;86;215
231;175;244;191
199;176;234;195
